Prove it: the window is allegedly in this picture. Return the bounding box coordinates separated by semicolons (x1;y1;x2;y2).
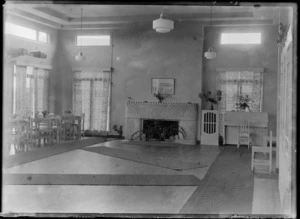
76;35;110;46
217;70;263;112
38;31;48;43
216;69;264;139
221;33;261;44
5;22;37;40
5;22;49;43
13;65;49;118
73;71;111;131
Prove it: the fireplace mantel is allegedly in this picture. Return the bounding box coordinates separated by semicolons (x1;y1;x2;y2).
125;101;199;144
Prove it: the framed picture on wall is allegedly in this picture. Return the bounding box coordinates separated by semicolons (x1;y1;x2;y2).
151;78;175;95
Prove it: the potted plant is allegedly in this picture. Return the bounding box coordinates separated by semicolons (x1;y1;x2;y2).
198;90;222;110
235;94;254;112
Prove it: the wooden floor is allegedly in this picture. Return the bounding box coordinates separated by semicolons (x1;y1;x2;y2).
2;139;283;216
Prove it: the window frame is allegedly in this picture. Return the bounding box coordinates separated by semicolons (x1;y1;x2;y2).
37;31;49;43
216;68;264;113
5;22;49;44
220;32;262;45
75;35;111;46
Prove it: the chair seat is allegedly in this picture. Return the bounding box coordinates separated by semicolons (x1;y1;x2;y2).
252;146;269;153
251;131;274;173
237;121;252;149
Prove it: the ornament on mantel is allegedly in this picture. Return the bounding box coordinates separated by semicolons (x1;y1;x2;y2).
198;90;222;110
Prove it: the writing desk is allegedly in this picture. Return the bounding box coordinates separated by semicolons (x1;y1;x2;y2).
223;111;268;145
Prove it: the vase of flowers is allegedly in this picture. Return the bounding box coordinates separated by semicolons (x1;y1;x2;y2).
42;110;48;118
198;90;222;110
153;92;169;103
236;95;254;112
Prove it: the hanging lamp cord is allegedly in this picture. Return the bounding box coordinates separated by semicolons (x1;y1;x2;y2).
80;8;83;54
210;2;212;27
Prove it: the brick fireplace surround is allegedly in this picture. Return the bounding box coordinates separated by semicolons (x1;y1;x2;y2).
125;101;199;144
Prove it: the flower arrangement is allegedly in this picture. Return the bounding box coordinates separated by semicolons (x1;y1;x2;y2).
198;90;222;110
236;94;254;111
42;110;48;117
153;92;170;103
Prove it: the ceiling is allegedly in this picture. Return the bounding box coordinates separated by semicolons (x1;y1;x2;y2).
4;2;281;30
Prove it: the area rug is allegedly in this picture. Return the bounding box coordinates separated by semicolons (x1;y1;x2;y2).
82;146;207;171
179;146;254;215
122;140;195;147
3;173;202;186
4;138;106;169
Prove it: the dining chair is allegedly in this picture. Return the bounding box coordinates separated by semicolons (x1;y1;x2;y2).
237;120;253;149
36;118;53;146
81;113;85;138
27;117;38;150
61;115;76;141
73;115;82;140
50;116;61;143
251;130;273;173
8;119;29;154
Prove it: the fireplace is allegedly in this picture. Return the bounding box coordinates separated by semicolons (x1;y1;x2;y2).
125;101;198;144
142;119;179;141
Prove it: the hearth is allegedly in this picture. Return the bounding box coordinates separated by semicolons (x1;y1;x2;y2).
143;119;179;141
125;101;198;144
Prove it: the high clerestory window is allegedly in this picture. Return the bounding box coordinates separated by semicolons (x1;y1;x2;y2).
5;22;49;43
221;33;261;44
76;35;111;46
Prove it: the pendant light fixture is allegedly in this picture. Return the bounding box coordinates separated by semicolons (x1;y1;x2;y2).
204;2;216;60
75;8;86;62
153;9;174;33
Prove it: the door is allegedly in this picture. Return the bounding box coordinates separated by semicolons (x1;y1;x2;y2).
278;22;294;214
201;110;219;145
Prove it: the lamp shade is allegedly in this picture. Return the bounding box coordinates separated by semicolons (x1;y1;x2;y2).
153;17;174;33
75;52;86;62
204;47;216;59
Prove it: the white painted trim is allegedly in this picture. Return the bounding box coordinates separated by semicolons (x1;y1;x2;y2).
72;67;112;72
15;61;52;69
216;67;264;73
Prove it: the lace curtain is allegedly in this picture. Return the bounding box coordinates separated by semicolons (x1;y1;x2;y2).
73;71;111;131
14;65;49;118
216;70;263;138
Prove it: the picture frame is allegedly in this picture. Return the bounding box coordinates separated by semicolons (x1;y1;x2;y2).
151;78;175;95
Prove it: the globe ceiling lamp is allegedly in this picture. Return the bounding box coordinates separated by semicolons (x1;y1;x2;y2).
204;3;216;60
75;8;86;62
153;9;174;33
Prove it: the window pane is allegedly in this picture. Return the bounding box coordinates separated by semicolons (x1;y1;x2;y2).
38;31;48;43
5;22;37;40
221;33;261;44
77;35;110;46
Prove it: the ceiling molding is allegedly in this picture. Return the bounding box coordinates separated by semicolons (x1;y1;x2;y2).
61;23;129;30
34;7;71;22
210;19;274;26
67;11;254;24
6;9;62;29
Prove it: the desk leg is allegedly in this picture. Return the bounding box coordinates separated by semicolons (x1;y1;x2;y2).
223;125;226;145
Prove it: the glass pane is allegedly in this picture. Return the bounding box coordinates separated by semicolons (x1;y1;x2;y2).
5;22;37;40
77;35;110;46
38;31;48;43
221;33;261;44
226;83;238;111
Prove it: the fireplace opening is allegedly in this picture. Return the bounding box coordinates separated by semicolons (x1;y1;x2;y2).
142;119;179;141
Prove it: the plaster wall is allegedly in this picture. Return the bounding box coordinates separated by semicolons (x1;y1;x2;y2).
3;15;58;122
57;21;204;138
202;25;278;135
